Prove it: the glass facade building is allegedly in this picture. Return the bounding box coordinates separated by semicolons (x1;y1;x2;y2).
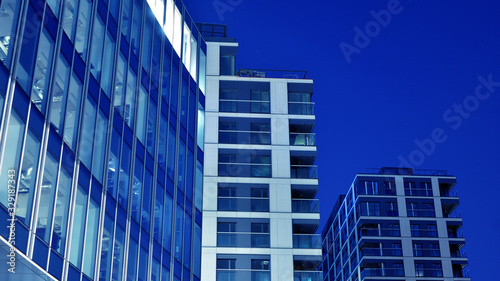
199;24;322;281
321;168;470;281
0;0;205;280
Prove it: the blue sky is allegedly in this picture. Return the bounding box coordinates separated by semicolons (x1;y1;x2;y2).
184;0;500;277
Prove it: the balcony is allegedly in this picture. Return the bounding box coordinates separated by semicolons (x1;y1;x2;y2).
293;234;321;249
217;232;270;248
360;247;402;257
405;188;433;197
290;133;316;146
292;199;319;213
415;269;443;277
358;227;400;238
294;271;322;281
406;209;435;217
237;68;308;79
218;163;271;178
216;270;271;280
361;268;404;278
291;165;318;179
289;102;315;115
218;197;269;212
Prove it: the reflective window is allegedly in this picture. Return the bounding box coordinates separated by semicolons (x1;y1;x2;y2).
75;0;92;60
173;6;182;56
197;102;204;150
183;214;191;269
190;34;197;81
101;30;116;96
32;29;56;112
180;80;188;125
107;129;121;198
17;4;41;92
0;0;23;68
16;130;41;225
121;0;132;40
161;49;171;101
142;17;153;72
51;168;72;255
131;158;143;222
193;223;201;277
79;95;97;168
152;258;161;281
218;149;271;177
167;124;176;180
82;198;99;276
219;81;270;114
142;169;153;230
147;98;157;155
164;0;174;43
125;67;137;127
153;185;164;242
46;0;61;17
62;0;80;40
108;0;120;21
170;64;179;113
163;192;173;251
90;15;105;81
92;109;108;181
219;117;270;145
112;225;126;280
0;111;25;207
195;160;203;210
69;185;88;268
126;236;138;281
49;52;71;133
99;214;114;280
114;53;127;116
177;140;186;191
63;72;83;150
136;86;148;143
174;204;183;260
158;113;167;169
131;0;143;55
182;24;191;71
36;153;59;242
139;247;149;281
118;142;131;207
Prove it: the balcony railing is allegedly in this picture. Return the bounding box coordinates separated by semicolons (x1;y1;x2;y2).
218;163;271;178
405;188;433;196
361;268;404;278
217;270;271;280
406;209;435;217
218;197;269;212
360;247;402;257
293;234;322;249
290;133;316;146
219;99;270;114
291;165;318;179
441;189;458;197
358;227;401;237
217;232;270;248
288;102;315;115
411;228;439;238
415;269;443;277
448;230;464;238
219;130;271;145
237;69;308;79
451;249;468;258
292;199;319;213
294;271;322;281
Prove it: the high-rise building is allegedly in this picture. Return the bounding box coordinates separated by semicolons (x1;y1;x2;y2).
321;167;470;281
0;1;205;280
199;24;322;281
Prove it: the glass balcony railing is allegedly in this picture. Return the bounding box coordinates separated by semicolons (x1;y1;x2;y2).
217;232;270;248
294;271;322;281
218;163;271;178
404;188;433;196
291;165;318;179
360;247;402;257
219;99;270;113
415;269;443;277
219;130;271;145
358;228;401;237
361;268;405;278
406;209;435;217
288;102;315;115
450;249;467;258
218;197;269;212
292;199;319;213
293;234;321;249
217;270;271;280
289;133;316;146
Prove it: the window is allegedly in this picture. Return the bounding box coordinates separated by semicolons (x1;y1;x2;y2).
360;181;378;195
383;180;396;195
251;259;270;281
391;243;402;256
430;243;440;257
219;117;271;145
36;153;59;242
217;223;236;247
415;263;425;277
251;223;270;247
358;202;380;216
413;243;423;257
386;202;398;216
432;263;443;277
218;187;236;211
411;224;420;237
288;92;314;115
0;0;23;68
217;259;236;281
51;169;72;255
404;181;417;196
427;224;438;237
219;81;271;114
69;186;88;268
388;223;400;237
218;149;271;178
49;52;71;132
63;72;83;150
17;130;41;225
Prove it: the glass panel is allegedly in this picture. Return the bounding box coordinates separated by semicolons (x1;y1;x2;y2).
101;30;116;96
174;204;183;260
16;130;41;225
170;64;178;113
142;169;153;230
100;214;114;280
112;226;125;281
195;161;202;211
158;113;167;169
161;49;171;101
46;0;61;17
51;169;72;255
131;158;143;222
114;53;126;116
138;247;148;281
125;67;137;127
199;51;206;93
36;153;59;242
82;198;99;276
142;17;152;72
17;4;41;92
172;7;182;56
49;52;70;132
92;109;108;182
32;29;56;112
180;80;187;125
164;0;174;43
63;72;83;150
126;237;138;281
107;129;121;198
166;124;176;180
153;185;164;241
75;0;92;60
147;98;157;155
118;142;131;207
62;0;80;40
0;111;25;207
0;0;23;68
193;223;201;277
136;86;148;143
183;214;191;269
131;0;142;55
163;192;173;251
190;34;197;81
121;0;132;40
182;24;191;70
197;102;204;150
69;186;88;268
79;95;97;168
152;258;161;281
177;140;185;191
90;15;105;80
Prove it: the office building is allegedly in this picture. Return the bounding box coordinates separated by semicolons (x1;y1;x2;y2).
0;0;205;280
321;167;470;281
199;24;322;281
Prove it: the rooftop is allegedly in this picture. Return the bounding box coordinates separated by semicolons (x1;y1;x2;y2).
361;167;450;176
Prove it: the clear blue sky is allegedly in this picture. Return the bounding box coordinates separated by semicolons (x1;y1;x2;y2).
184;0;500;278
